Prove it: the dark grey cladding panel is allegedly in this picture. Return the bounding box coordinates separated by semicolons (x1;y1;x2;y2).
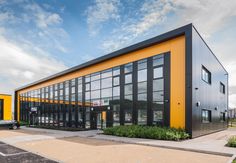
191;26;228;138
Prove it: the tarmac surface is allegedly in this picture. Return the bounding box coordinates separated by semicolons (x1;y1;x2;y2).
0;141;57;163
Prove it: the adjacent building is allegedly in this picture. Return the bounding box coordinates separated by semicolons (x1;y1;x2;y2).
0;94;12;120
14;24;228;138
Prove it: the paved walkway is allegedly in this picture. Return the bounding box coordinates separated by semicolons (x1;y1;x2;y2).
0;127;235;162
19;126;236;156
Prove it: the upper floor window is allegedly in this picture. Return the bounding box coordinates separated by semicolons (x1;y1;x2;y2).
220;82;225;94
202;66;211;84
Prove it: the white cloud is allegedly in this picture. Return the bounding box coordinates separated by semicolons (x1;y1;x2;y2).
86;0;120;36
24;2;62;29
172;0;236;37
0;36;67;95
102;0;173;52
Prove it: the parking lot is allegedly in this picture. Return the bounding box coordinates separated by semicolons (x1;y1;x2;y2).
0;141;57;163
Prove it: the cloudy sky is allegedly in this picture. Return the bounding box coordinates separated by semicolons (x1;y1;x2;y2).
0;0;236;108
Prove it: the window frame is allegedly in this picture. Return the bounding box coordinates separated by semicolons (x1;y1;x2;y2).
201;66;211;84
220;82;225;94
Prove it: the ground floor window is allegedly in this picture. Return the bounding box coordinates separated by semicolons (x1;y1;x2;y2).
202;109;211;123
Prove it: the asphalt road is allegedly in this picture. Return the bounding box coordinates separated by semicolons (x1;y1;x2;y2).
0;141;57;163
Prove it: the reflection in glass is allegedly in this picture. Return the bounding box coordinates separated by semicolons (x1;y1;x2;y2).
102;69;112;78
138;82;147;93
153;56;164;67
113;67;120;76
138;69;147;82
91;90;100;99
101;78;112;88
125;74;132;84
153;91;164;101
101;88;112;98
91;80;100;90
113;76;120;86
153;79;164;91
125;84;132;95
113;86;120;97
154;67;163;78
125;63;133;73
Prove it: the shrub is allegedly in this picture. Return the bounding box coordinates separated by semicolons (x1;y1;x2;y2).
226;136;236;147
103;125;189;141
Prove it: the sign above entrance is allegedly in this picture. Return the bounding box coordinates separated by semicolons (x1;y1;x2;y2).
31;107;37;112
92;99;109;106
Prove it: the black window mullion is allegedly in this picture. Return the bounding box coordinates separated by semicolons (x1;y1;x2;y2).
69;80;72;127
147;57;153;125
132;62;138;124
63;82;66;127
82;76;86;128
75;78;78;128
120;65;125;125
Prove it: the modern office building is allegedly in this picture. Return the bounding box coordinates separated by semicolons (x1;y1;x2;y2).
14;24;228;137
0;94;12;120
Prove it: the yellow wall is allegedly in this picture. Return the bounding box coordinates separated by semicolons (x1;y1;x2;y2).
0;94;12;120
17;36;186;129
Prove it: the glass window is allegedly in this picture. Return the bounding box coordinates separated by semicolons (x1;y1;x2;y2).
125;95;132;101
125;110;132;122
202;66;211;84
153;101;164;110
138;69;147;82
102;69;112;78
113;104;120;122
202;109;211;123
71;79;75;86
125;63;133;73
78;84;82;92
91;80;100;90
101;88;112;98
220;112;226;122
138;82;147;93
138;59;147;70
78;92;82;102
86;83;90;91
101;77;112;88
71;94;75;102
220;82;225;94
153;91;164;101
138;108;147;124
125;84;132;95
125;74;132;84
138;93;147;101
153;79;164;91
153;55;164;67
65;87;69;96
154;67;163;78
85;92;90;100
153;110;163;122
78;77;82;84
70;87;75;95
91;73;100;81
91;90;100;99
113;67;120;76
113;86;120;97
85;75;90;82
113;76;120;86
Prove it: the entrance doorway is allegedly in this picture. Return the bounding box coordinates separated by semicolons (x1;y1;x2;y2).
90;106;108;129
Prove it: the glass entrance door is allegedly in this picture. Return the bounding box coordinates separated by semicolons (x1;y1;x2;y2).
90;107;107;129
